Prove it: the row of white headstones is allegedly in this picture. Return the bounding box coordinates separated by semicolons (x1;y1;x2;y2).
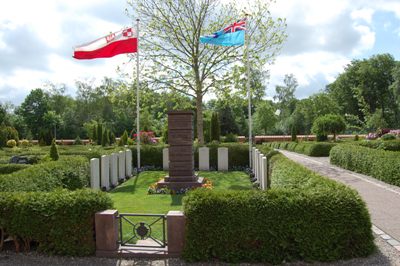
162;147;229;171
90;150;132;191
251;147;269;190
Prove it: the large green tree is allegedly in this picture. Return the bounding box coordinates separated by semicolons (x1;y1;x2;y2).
128;0;286;144
16;88;50;139
253;100;277;134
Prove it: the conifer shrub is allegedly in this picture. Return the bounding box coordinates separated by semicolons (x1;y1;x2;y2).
50;138;59;161
6;139;16;148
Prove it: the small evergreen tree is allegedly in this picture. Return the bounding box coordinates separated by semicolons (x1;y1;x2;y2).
101;130;107;146
97;123;103;145
210;112;220;142
110;132;116;145
50;138;59;161
92;124;97;143
121;130;129;146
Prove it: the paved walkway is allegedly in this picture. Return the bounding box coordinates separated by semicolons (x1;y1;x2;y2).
279;150;400;250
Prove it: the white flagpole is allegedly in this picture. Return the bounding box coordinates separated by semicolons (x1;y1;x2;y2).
245;16;252;169
136;18;141;171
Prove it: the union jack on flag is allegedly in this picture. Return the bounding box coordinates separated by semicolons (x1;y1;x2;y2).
200;17;247;46
223;18;247;34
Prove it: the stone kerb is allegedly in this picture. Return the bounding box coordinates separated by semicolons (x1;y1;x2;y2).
125;149;132;178
101;155;110;191
199;147;209;171
90;158;100;190
163;148;169;171
110;153;118;187
217;147;228;171
118;151;125;182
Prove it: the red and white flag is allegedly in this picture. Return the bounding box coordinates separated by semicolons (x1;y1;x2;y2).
73;28;137;60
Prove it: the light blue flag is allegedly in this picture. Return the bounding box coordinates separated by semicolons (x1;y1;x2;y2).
200;18;246;46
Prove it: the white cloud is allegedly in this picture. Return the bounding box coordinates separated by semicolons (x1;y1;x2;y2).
351;8;375;24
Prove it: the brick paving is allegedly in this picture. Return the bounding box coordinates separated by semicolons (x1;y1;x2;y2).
280;150;400;250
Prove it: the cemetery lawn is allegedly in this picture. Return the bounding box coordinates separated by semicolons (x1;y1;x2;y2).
109;171;253;214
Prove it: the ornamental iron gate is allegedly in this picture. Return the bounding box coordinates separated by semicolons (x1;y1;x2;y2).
118;213;166;248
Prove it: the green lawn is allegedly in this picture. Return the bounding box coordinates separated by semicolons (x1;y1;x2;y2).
109;171;253;245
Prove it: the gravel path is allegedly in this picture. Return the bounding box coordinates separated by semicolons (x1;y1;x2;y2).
1;234;400;265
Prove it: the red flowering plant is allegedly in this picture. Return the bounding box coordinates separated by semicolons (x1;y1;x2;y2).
132;131;157;144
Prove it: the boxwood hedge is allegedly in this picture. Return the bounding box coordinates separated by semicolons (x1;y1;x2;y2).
264;141;336;157
0;164;30;175
183;151;374;264
357;139;400;151
330;145;400;186
0;156;89;192
0;189;112;256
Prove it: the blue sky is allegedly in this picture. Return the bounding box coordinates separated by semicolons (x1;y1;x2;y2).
0;0;400;105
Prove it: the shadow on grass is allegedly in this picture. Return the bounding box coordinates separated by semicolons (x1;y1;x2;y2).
228;185;252;190
170;194;183;206
110;175;139;193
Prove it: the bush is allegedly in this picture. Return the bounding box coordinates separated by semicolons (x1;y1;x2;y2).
20;139;30;147
263;142;336;157
183;153;373;263
6;139;16;148
330;145;400;186
0;164;30;175
50;138;59;161
312;114;346;141
358;139;400;151
0;189;112;256
223;133;238;143
210;112;220;142
74;136;82;145
381;133;396;141
0;156;89;192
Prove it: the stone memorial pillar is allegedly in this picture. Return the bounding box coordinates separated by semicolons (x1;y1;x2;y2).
163;148;169;171
259;153;264;189
199;147;210;171
109;153;118;187
125;149;132;178
118;151;125;182
252;147;256;173
218;147;228;171
101;155;110;191
90;158;100;190
262;156;268;190
255;149;259;182
157;111;204;190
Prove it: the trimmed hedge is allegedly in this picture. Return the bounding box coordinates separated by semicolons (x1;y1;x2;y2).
0;157;89;192
358;139;400;151
330;145;400;186
131;143;249;170
183;152;374;263
0;189;112;256
264;141;336;157
0;164;30;175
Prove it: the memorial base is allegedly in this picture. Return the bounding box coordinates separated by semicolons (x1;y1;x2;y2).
156;176;205;191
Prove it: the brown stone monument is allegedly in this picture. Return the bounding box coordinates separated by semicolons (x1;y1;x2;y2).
157;111;204;190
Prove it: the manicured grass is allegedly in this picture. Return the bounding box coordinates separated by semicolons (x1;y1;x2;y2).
109;171;252;244
109;171;253;214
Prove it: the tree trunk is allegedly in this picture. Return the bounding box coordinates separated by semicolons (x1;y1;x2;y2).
196;92;204;145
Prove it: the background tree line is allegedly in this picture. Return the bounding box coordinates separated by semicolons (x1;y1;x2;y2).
1;53;399;144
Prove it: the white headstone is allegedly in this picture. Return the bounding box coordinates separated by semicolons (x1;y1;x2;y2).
101;155;110;191
199;147;210;171
90;158;100;190
125;149;132;177
255;149;259;181
259;153;264;189
109;153;118;187
118;151;125;181
252;147;256;173
217;147;228;171
262;156;268;190
163;148;169;171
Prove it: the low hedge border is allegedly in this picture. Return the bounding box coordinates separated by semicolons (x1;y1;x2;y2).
357;139;400;151
0;189;112;255
0;156;90;192
330;145;400;186
0;164;30;175
263;141;336;157
183;150;374;264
